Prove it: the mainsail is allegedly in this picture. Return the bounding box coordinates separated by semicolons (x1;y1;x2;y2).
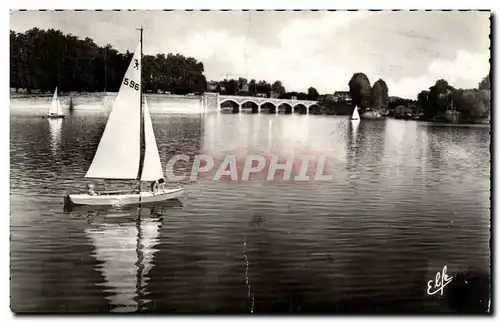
351;106;360;120
85;42;142;180
140;97;164;181
49;87;63;115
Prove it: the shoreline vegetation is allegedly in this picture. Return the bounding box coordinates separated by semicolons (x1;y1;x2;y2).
10;28;490;124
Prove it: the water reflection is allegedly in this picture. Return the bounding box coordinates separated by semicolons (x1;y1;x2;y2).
350;119;360;146
345;120;361;174
48;118;63;154
11;107;491;313
72;202;180;312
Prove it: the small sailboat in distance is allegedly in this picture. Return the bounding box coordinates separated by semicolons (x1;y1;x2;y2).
64;28;184;208
44;87;65;119
350;105;360;121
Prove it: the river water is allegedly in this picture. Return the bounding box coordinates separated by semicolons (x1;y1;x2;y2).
10;98;491;313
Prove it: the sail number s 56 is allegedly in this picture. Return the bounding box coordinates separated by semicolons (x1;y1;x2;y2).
123;78;140;91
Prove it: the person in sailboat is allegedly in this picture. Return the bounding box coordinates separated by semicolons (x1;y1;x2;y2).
150;180;158;195
87;184;98;196
150;178;166;195
158;178;165;192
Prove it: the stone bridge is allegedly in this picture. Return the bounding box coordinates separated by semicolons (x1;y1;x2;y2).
203;94;320;114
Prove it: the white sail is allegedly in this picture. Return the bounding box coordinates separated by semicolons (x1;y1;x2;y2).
140;98;164;181
351;106;360;120
48;87;62;115
56;95;63;115
85;213;161;312
86;42;142;180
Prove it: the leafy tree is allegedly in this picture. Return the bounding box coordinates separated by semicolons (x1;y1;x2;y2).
417;90;430;105
370;79;388;112
256;80;271;97
416;75;490;122
423;79;455;118
348;72;371;112
452;89;490;120
307;87;319;101
10;28;207;94
478;73;490;90
249;79;257;95
272;80;286;97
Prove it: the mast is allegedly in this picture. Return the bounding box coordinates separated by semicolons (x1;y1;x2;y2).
104;46;107;93
137;27;145;184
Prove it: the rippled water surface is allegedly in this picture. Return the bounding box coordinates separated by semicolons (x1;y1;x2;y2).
10;103;491;313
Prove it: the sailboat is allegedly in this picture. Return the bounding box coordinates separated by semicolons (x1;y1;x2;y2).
45;87;65;118
350;105;360;121
64;28;184;208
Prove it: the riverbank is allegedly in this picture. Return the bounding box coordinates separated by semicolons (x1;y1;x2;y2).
10;91;207;113
9;91;491;125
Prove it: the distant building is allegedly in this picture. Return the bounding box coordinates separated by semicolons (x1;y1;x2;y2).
238;83;249;92
333;91;352;103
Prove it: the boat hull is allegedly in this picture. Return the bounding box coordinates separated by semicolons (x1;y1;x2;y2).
64;188;185;208
44;115;65;119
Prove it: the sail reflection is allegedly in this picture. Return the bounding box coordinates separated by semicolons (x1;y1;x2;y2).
48;118;63;153
345;120;361;174
350;120;360;147
81;205;168;312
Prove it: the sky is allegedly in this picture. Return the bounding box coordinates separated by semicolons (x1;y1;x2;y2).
10;10;491;99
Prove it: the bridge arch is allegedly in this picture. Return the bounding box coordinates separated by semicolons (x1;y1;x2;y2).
260;101;278;114
217;95;319;115
220;99;240;113
277;102;293;114
240;100;259;113
308;104;321;115
293;103;308;114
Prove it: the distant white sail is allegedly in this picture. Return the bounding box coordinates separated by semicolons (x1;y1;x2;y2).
48;87;63;115
140;98;164;181
85;42;142;180
56;95;63;115
351;106;360;120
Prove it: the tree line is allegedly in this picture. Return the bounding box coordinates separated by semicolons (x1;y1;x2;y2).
207;78;320;101
345;70;490;122
10;28;207;94
416;75;490;122
10;28;323;101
